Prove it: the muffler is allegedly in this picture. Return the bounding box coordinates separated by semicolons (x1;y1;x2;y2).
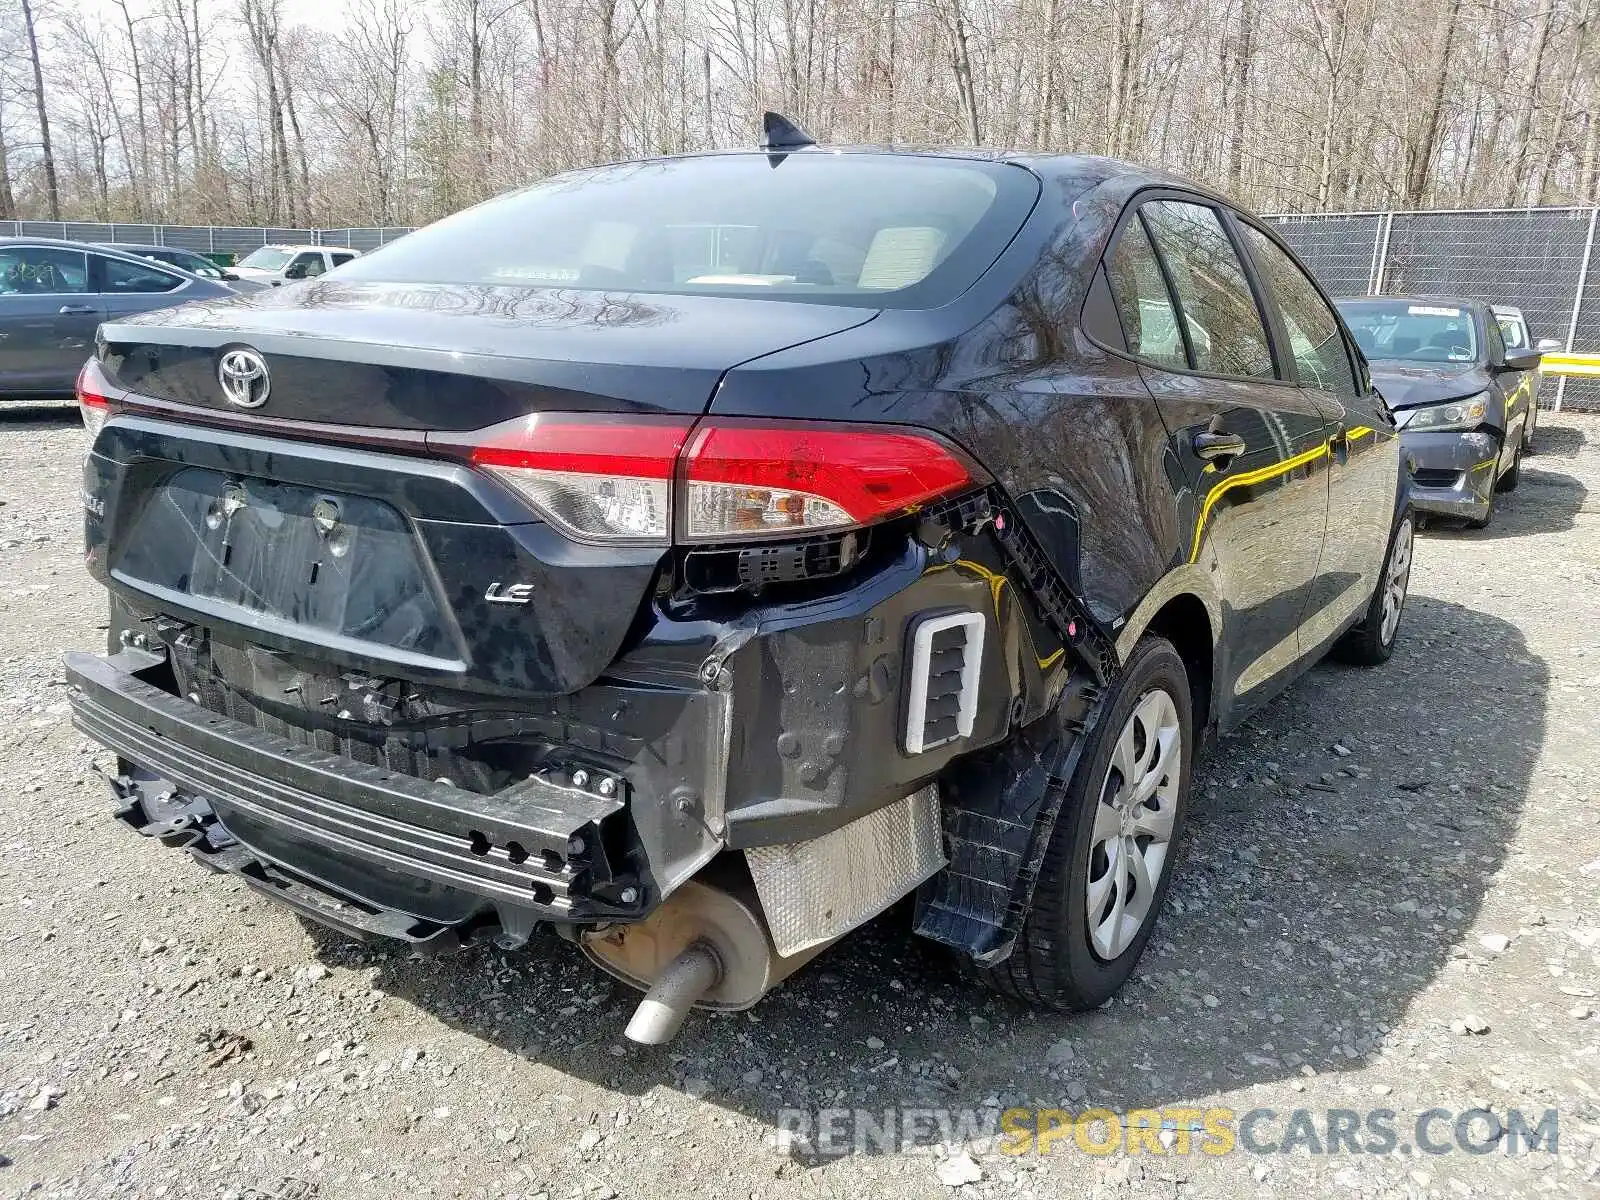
582;873;834;1044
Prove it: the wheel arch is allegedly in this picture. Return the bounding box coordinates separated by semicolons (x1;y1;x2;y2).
1114;566;1222;738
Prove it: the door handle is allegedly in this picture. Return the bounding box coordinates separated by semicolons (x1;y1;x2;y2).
58;304;97;315
1193;430;1246;462
1330;426;1350;464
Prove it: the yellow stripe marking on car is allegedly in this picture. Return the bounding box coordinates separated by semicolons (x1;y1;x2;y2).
1190;438;1330;563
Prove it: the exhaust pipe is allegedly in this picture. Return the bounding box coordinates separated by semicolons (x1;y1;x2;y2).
623;941;722;1044
583;873;834;1044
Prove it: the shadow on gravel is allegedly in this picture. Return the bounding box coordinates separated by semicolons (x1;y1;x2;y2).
0;401;77;431
1422;462;1589;540
1528;421;1586;459
321;595;1545;1145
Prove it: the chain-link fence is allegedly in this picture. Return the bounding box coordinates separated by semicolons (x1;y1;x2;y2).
5;209;1596;407
1266;206;1600;411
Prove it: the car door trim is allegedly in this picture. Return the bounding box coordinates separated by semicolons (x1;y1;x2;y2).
1078;187;1300;390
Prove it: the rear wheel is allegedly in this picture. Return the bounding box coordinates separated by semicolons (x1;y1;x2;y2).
1336;511;1412;666
976;637;1192;1010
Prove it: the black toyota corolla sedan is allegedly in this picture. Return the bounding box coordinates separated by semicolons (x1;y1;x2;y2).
67;122;1410;1042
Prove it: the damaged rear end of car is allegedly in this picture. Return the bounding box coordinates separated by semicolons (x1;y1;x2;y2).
67;149;1115;1042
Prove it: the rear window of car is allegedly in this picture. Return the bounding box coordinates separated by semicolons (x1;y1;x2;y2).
337;154;1040;308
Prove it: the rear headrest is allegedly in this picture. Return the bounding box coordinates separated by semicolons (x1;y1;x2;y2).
857;227;946;291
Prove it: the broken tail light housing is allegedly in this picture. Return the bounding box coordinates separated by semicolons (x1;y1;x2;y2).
679;420;983;542
461;414;696;547
440;415;986;548
76;358;120;445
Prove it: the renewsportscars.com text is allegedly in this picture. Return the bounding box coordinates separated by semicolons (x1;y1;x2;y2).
773;1106;1559;1159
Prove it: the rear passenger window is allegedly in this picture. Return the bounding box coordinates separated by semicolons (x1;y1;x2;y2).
1238;225;1357;400
1102;215;1187;369
1141;201;1275;380
100;255;183;294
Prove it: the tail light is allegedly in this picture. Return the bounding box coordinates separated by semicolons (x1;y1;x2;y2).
436;415;984;547
76;359;120;445
679;420;981;541
460;414;696;546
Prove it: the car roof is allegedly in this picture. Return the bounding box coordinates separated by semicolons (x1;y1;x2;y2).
255;244;355;254
95;242;201;255
1333;293;1487;313
550;146;1231;214
0;234;199;267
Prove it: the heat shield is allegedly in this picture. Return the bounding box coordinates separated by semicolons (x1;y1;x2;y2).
746;785;945;957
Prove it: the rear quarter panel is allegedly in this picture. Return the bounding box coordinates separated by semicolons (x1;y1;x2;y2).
708;170;1196;672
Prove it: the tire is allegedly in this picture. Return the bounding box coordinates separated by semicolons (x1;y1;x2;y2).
976;636;1192;1010
1335;510;1413;666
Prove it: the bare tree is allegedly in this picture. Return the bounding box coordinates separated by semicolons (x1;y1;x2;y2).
5;0;1599;226
20;0;58;219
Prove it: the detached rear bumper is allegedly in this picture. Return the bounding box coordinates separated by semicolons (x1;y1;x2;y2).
67;648;644;945
1401;429;1499;519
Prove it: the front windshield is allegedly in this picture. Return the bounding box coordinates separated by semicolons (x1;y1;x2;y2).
336;154;1040;308
1337;299;1479;364
238;247;294;271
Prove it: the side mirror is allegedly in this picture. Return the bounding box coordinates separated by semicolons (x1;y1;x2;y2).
1501;350;1542;372
222;271;239;281
283;263;308;280
1534;337;1564;354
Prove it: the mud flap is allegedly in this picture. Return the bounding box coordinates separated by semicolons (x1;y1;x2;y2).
913;673;1105;964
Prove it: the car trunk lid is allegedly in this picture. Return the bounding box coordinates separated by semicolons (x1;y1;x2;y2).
99;281;878;427
89;284;879;696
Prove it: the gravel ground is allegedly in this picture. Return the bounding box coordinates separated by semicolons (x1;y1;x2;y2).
1;403;1597;1200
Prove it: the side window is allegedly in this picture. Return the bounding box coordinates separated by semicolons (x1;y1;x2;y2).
1485;315;1506;363
0;247;90;294
294;253;327;278
1102;214;1187;369
1238;224;1358;401
1141;200;1275;379
330;253;355;267
100;255;183;294
1495;316;1527;349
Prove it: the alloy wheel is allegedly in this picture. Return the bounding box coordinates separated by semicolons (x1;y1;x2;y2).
1380;517;1413;646
1085;688;1182;960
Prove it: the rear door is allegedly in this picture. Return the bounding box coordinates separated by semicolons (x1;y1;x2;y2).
1105;196;1332;719
1234;219;1398;654
1483;313;1532;466
0;245;100;392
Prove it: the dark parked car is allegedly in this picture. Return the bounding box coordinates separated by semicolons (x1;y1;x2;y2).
98;243;267;294
1337;295;1542;528
0;237;236;400
1492;303;1564;453
67;123;1410;1043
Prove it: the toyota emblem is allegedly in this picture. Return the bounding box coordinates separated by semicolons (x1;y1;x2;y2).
217;347;271;409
